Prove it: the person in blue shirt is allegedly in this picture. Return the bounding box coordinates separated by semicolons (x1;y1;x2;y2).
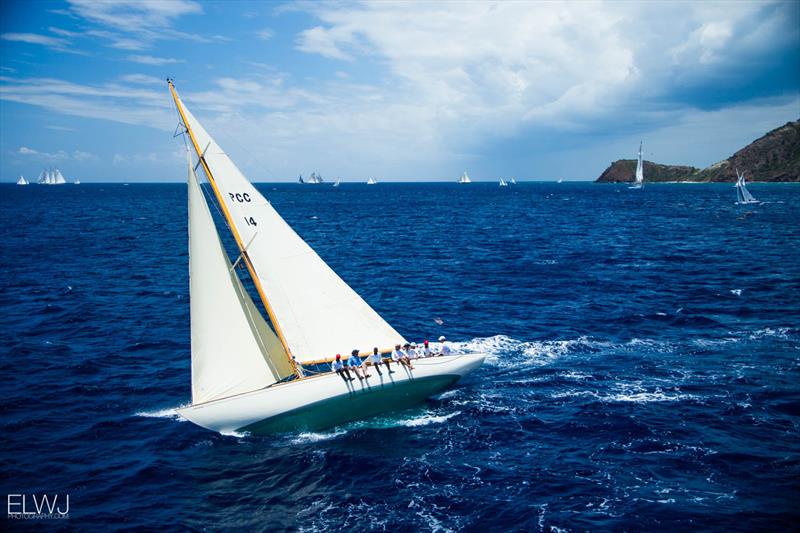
331;353;354;382
348;349;370;380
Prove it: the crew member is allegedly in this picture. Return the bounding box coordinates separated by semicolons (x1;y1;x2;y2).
331;354;354;382
348;349;369;380
438;336;452;356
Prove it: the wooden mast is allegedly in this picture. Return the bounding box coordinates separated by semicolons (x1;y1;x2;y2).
168;80;301;378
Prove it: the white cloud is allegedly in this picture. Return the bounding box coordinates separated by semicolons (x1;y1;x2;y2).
16;145;98;161
120;74;164;85
67;0;202;34
0;76;173;130
1;32;69;50
257;28;275;41
127;55;183;65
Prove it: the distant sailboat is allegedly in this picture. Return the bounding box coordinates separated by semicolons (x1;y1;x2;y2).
16;175;28;185
629;141;644;189
499;178;508;187
366;177;377;185
458;171;472;184
557;178;563;184
510;177;517;185
332;178;340;187
166;80;485;434
37;168;67;185
74;179;81;185
735;169;759;204
299;172;324;184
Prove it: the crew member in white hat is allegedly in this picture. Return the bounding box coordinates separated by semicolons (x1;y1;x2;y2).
438;335;452;356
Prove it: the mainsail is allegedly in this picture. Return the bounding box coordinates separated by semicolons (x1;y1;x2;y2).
170;83;406;366
458;171;471;184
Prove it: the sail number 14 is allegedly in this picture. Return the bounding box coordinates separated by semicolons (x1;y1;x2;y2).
227;192;257;226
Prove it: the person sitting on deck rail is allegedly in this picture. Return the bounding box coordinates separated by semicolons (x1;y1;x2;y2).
408;342;420;359
392;343;414;369
331;354;355;382
367;346;394;375
438;336;452;356
348;349;369;380
422;340;432;358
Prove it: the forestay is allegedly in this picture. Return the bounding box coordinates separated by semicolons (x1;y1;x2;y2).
188;161;293;403
175;89;406;364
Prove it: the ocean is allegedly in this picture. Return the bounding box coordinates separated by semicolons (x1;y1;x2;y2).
1;182;798;531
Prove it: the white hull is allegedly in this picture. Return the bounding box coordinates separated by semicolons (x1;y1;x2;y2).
178;353;484;434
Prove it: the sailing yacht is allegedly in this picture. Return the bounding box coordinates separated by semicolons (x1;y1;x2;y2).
735;169;759;204
332;178;341;187
510;177;517;185
366;177;377;185
36;168;67;185
499;178;507;187
16;175;28;185
629;141;644;189
167;81;484;434
458;171;472;184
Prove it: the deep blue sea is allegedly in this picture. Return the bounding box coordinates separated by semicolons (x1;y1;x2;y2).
1;182;799;531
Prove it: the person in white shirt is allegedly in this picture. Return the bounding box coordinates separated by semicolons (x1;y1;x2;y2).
438;335;452;356
331;353;354;382
422;340;432;358
367;346;394;375
408;342;420;359
392;343;414;369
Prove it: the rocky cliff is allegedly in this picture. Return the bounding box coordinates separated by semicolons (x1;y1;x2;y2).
596;119;800;182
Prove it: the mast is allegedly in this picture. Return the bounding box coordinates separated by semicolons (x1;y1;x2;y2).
168;80;300;377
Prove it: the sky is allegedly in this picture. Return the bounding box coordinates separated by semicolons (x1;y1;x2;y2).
0;0;798;182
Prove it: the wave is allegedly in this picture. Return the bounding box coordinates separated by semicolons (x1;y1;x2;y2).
396;411;461;427
134;405;189;421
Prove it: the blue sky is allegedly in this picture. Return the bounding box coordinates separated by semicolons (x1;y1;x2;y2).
1;0;798;182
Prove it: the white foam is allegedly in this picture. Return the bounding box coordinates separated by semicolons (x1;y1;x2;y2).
220;429;248;438
134;405;189;421
397;411;461;427
290;430;347;444
452;334;609;368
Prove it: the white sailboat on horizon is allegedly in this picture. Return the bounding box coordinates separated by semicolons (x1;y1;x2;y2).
499;178;507;187
167;80;484;434
16;175;28;185
37;168;68;185
629;141;644;189
366;176;377;185
735;168;759;204
458;171;472;184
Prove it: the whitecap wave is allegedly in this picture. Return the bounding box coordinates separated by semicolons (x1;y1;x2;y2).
396;411;461;427
134;405;189;421
290;430;348;444
452;334;609;367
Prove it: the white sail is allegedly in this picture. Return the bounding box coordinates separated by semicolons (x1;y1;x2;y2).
174;89;406;364
499;178;507;187
54;169;66;184
635;142;644;185
735;169;758;204
188;159;293;403
458;171;471;184
366;177;377;185
37;170;46;184
16;175;28;185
